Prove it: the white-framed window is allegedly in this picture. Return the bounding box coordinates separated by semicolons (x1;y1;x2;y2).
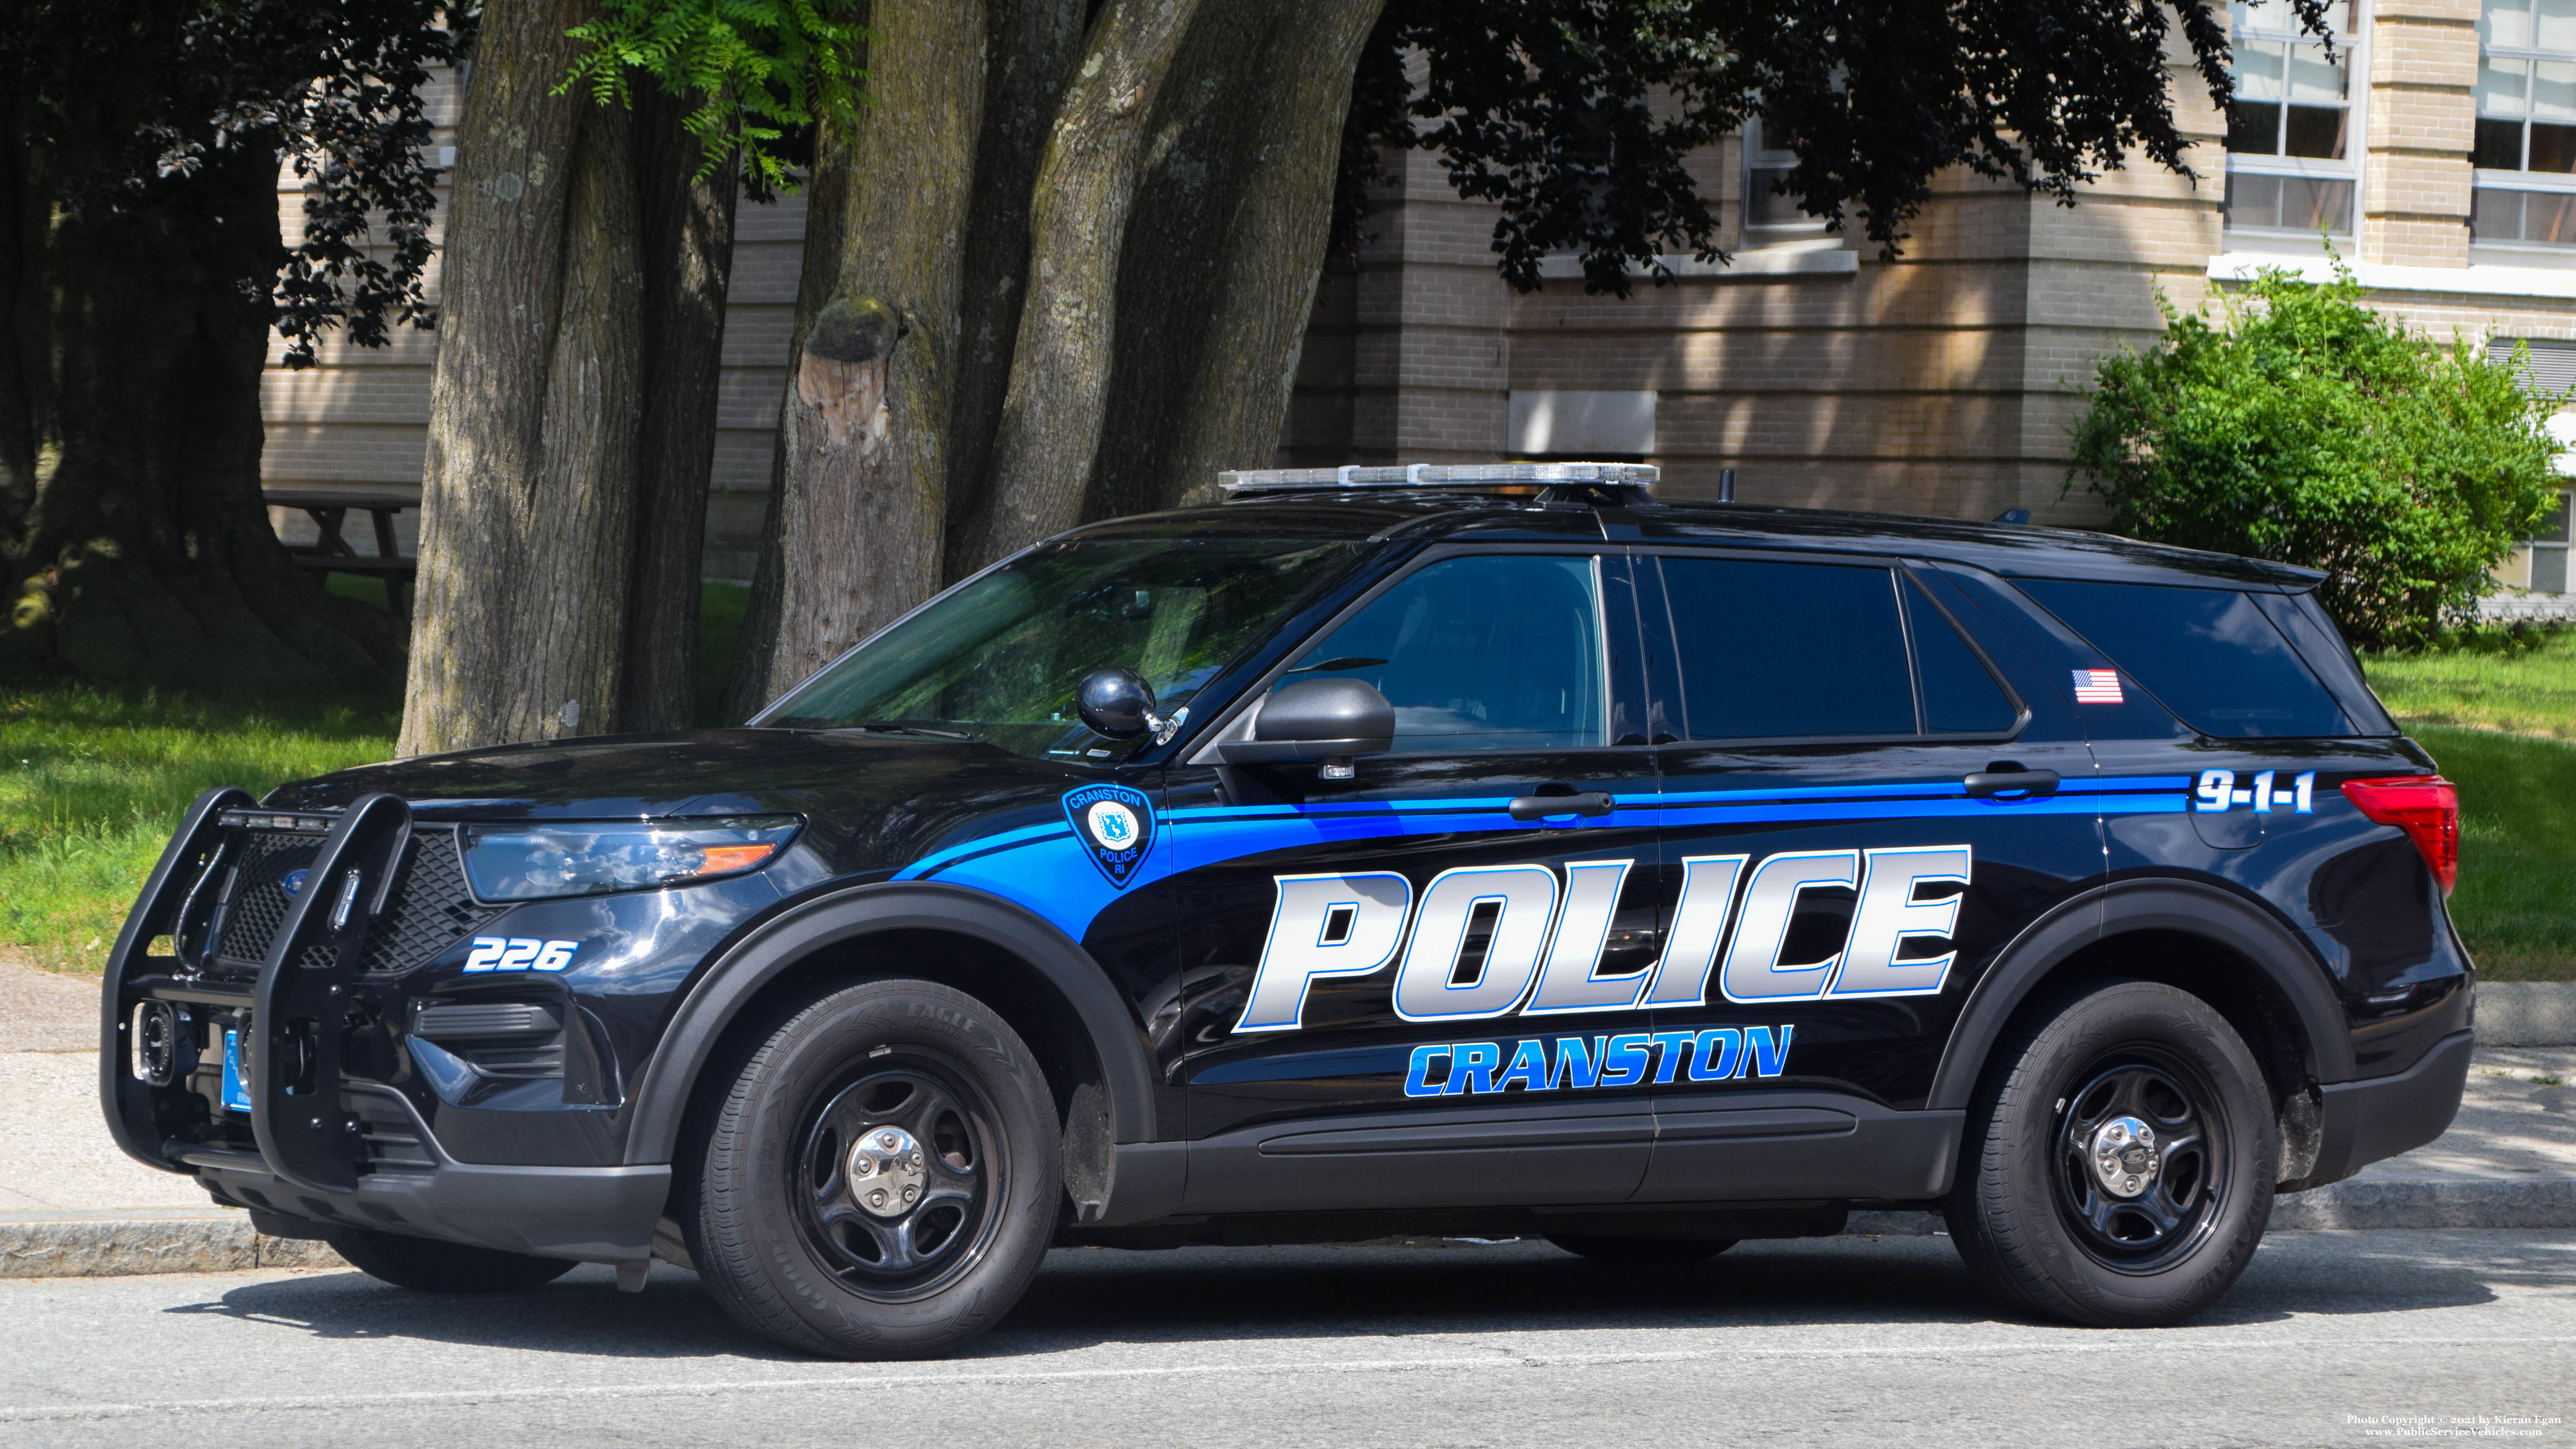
1741;115;1833;245
2474;0;2576;250
2488;337;2576;592
2225;0;2360;239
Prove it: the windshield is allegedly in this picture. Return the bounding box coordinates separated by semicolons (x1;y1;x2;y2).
759;536;1371;758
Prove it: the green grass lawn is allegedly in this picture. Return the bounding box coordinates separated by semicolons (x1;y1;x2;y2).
2361;628;2576;740
0;688;398;972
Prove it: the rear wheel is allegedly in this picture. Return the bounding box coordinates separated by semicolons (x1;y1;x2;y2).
1544;1234;1737;1265
1944;979;2277;1327
689;978;1061;1359
323;1225;576;1293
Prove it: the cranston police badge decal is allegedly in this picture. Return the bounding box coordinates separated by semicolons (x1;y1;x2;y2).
1062;782;1155;888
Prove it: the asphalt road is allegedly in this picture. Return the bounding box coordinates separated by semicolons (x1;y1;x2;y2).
2;1231;2571;1449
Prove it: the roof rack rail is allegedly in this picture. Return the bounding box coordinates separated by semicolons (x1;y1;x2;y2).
1217;461;1658;497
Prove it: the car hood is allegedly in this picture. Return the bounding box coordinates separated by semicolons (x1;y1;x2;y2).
264;728;1123;879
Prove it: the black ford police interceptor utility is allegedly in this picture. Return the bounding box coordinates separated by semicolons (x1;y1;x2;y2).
102;463;2472;1355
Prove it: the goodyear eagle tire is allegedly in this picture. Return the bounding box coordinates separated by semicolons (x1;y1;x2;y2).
691;978;1060;1359
1943;980;2276;1328
323;1225;577;1293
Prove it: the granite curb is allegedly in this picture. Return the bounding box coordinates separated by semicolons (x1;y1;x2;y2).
2478;982;2576;1047
0;1213;341;1278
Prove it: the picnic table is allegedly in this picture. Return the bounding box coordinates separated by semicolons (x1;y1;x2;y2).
263;485;419;622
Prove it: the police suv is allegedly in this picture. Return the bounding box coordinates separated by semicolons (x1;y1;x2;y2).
103;464;2472;1355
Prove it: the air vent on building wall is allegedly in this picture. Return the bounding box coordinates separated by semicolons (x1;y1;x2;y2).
2489;337;2576;397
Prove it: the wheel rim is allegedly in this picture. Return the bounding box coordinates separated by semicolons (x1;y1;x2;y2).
2050;1050;2230;1275
793;1057;1004;1302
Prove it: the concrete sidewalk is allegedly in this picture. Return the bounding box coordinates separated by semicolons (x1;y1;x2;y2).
7;959;2571;1276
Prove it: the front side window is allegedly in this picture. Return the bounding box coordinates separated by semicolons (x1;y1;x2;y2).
2226;0;2358;237
2477;0;2576;247
762;536;1369;758
1277;554;1607;753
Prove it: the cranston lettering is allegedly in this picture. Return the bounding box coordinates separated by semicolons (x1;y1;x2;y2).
1230;847;1969;1034
1403;1026;1795;1098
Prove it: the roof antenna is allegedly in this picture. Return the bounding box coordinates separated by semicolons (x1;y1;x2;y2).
1719;467;1737;504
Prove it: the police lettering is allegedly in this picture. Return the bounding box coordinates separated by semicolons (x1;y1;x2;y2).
1230;847;1969;1034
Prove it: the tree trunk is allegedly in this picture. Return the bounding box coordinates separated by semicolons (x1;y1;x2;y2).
955;0;1204;570
1087;0;1388;522
0;28;403;697
939;0;1086;583
401;0;645;755
723;0;986;720
618;87;741;733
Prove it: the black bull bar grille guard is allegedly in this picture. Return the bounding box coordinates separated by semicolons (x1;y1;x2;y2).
104;787;415;1193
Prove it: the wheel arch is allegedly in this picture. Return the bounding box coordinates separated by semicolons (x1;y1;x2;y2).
622;882;1160;1174
1927;879;2354;1117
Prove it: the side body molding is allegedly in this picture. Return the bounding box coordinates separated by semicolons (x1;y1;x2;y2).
1926;879;2356;1113
622;882;1161;1165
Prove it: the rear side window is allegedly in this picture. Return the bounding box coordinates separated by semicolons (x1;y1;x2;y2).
1661;558;1914;739
2015;579;2352;738
1657;558;2018;740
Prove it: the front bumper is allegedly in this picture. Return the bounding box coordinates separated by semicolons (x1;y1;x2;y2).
183;1084;668;1264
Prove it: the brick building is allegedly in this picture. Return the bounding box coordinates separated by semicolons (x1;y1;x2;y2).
260;0;2576;597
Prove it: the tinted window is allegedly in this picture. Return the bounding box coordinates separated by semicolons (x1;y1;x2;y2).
1282;554;1605;752
1905;578;2020;733
762;536;1367;758
2016;579;2352;738
1661;558;1915;739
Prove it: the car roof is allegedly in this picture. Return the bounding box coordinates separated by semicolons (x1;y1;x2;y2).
1066;490;2326;590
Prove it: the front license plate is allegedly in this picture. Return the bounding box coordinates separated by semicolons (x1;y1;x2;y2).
221;1029;252;1112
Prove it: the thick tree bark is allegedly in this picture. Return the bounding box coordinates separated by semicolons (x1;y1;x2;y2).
0;90;401;695
618;87;741;733
1088;0;1389;521
940;0;1086;582
723;0;986;720
955;0;1204;570
401;0;645;754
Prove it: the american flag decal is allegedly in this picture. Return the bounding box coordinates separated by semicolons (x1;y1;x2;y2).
2071;669;2124;704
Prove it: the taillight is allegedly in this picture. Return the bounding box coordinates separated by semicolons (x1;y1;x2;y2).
2339;776;2459;896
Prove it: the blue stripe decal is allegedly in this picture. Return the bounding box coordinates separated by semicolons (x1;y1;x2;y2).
894;774;2192;942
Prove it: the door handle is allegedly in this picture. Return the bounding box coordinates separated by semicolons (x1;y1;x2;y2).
1964;768;2060;800
1509;791;1614;821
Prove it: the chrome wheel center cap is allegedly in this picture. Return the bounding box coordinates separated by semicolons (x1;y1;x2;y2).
847;1125;928;1218
2089;1116;2160;1199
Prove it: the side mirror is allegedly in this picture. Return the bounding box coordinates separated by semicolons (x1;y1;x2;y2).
1076;667;1178;743
1220;678;1395;771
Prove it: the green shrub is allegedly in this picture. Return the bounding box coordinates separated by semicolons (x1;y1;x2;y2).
2068;262;2564;649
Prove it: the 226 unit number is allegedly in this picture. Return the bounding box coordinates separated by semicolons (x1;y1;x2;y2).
463;937;578;972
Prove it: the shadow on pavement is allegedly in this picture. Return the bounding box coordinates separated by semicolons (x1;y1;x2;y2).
158;1230;2562;1362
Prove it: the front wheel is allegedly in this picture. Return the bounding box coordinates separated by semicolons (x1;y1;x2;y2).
689;978;1061;1359
1944;979;2277;1327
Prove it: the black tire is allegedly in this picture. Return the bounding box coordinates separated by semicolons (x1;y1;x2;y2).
689;978;1061;1359
323;1225;577;1293
1943;979;2278;1328
1544;1234;1738;1265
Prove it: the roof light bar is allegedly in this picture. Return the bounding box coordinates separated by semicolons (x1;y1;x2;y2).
1217;461;1659;495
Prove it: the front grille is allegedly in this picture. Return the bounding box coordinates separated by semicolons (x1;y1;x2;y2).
210;825;500;977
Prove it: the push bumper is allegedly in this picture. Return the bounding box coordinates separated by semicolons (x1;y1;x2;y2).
2304;1028;2474;1186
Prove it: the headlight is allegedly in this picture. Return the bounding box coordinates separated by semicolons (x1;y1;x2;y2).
459;816;802;902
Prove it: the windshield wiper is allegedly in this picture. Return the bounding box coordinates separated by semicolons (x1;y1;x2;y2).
829;722;979;740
